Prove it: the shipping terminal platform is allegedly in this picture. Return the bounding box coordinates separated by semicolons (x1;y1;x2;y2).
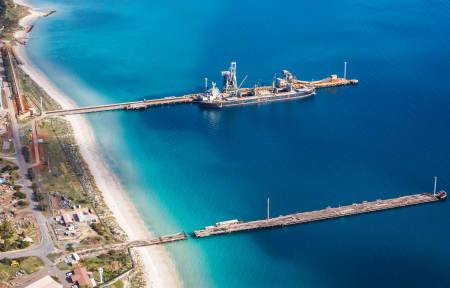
41;61;358;117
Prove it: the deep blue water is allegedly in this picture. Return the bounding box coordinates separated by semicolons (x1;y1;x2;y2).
26;0;450;287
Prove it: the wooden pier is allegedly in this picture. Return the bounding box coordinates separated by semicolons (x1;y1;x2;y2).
127;232;188;248
193;191;447;238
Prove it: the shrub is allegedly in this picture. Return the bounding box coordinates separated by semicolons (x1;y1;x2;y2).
22;146;30;163
27;168;35;181
1;165;12;173
17;200;28;207
13;191;26;199
13;185;22;191
37;202;47;211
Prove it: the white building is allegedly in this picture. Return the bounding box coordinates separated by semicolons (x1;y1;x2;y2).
24;275;62;288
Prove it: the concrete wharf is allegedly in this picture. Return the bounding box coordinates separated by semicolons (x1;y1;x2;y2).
193;191;447;238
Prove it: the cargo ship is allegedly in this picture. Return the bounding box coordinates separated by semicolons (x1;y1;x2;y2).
199;62;315;108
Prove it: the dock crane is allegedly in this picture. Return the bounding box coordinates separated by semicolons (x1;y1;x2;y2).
236;75;248;97
238;75;248;89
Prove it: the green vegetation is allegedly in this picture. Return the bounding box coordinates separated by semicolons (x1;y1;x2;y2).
51;275;61;283
0;159;19;185
12;191;25;199
0;138;14;155
82;250;133;284
0;163;18;173
66;244;74;253
38;118;86;204
0;256;44;283
0;218;37;251
0;0;29;42
56;260;69;271
21;145;30;163
46;252;63;262
90;222;108;237
37;118;120;241
27;167;34;181
31;182;46;212
16;66;62;113
17;199;28;208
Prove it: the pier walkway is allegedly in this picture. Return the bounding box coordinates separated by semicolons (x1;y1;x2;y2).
193;191;447;238
75;233;188;258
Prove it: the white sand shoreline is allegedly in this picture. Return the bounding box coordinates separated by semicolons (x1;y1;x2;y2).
11;1;182;287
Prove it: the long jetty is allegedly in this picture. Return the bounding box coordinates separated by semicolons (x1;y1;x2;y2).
41;76;357;117
43;95;198;117
193;191;447;238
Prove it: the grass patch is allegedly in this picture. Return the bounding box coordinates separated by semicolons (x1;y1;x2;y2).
47;252;62;262
37;118;86;204
56;260;70;271
0;256;44;283
82;249;133;284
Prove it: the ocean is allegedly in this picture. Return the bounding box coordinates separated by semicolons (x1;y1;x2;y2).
26;0;450;287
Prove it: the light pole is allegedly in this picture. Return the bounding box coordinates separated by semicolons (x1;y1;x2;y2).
344;61;347;79
433;176;437;197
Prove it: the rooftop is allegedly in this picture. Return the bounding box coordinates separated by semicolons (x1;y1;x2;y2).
24;275;62;288
71;267;92;287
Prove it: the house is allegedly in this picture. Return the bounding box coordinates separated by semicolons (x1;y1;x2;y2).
62;213;73;226
24;275;62;288
71;267;95;287
75;211;85;222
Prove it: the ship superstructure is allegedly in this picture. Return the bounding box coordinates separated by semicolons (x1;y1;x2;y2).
200;62;315;108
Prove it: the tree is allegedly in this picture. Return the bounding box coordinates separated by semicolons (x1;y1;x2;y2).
0;220;15;239
17;200;28;207
22;146;30;163
27;168;35;181
13;185;22;191
13;191;26;199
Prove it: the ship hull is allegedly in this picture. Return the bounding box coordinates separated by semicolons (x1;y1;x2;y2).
199;90;315;108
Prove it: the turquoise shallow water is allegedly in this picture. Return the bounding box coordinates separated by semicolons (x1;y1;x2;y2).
26;0;450;287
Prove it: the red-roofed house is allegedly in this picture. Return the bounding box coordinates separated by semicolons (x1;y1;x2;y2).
70;267;94;287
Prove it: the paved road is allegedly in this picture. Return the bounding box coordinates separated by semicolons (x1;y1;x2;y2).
0;81;70;286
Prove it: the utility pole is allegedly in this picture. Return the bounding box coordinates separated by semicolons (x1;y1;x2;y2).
433;176;437;197
267;197;270;220
344;61;347;79
40;96;43;114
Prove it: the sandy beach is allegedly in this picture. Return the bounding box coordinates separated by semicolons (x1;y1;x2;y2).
12;1;181;287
